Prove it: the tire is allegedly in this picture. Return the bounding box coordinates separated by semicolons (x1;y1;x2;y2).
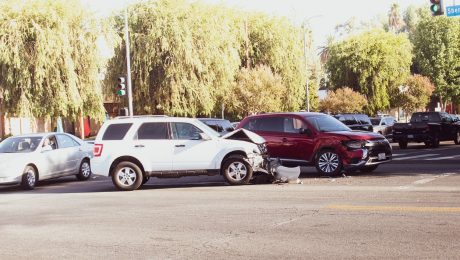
424;141;431;148
21;165;37;190
111;161;143;191
222;155;253;185
315;150;343;176
431;135;440;148
76;159;91;181
360;165;379;173
398;141;408;149
454;132;460;145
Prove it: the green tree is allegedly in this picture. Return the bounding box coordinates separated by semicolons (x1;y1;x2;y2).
326;30;412;114
412;15;460;109
226;65;284;116
105;0;242;116
319;87;367;114
0;0;106;121
395;75;434;115
243;13;310;111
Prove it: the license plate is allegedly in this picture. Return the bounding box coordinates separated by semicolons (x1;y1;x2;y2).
378;153;386;160
408;134;414;138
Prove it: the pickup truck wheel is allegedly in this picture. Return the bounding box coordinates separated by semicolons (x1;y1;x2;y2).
360;165;378;173
222;155;253;185
454;132;460;145
431;135;440;148
398;141;408;149
315;150;342;176
112;162;143;191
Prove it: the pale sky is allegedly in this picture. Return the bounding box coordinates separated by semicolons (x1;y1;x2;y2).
82;0;429;48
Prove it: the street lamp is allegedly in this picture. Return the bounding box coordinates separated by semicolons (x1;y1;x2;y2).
302;15;323;112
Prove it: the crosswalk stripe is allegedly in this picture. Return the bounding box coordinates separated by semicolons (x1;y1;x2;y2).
393;154;439;161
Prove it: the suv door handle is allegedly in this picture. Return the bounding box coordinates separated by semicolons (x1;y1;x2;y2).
175;144;186;147
134;145;145;148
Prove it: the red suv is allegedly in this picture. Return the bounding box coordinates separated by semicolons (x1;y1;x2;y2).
238;112;392;175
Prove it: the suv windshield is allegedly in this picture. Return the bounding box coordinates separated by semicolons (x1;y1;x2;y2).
0;136;43;153
305;115;351;132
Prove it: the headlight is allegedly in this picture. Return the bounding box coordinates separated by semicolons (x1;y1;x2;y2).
343;140;365;149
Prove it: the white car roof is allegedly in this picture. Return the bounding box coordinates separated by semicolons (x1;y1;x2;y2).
107;116;200;124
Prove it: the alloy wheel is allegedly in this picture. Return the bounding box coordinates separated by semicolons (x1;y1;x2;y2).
81;161;91;178
26;169;36;187
116;167;137;187
227;162;247;181
318;152;339;174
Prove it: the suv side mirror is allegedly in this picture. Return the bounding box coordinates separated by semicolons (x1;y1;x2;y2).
225;127;235;132
199;133;212;141
299;128;312;136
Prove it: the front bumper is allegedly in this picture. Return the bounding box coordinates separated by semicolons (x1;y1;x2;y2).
344;139;392;170
248;153;271;175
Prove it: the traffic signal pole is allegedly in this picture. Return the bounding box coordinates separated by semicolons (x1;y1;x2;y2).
124;7;134;117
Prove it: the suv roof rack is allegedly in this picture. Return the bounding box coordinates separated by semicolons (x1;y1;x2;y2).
114;115;168;119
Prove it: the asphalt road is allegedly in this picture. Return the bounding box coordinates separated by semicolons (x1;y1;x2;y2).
1;141;459;259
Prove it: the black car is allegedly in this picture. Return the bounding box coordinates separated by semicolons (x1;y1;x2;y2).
334;114;373;132
197;118;235;134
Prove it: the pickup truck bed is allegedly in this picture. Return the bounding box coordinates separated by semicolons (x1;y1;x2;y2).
393;112;460;149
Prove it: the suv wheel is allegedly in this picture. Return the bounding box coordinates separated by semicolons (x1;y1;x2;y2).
76;159;91;181
431;135;440;148
222;155;253;185
454;132;460;145
315;150;342;176
112;161;143;191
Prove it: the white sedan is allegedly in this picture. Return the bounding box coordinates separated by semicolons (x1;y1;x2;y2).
0;133;93;190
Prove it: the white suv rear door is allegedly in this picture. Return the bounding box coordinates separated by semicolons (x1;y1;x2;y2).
170;122;220;171
132;122;173;171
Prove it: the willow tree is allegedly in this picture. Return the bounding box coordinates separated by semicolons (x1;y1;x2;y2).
326;30;413;114
243;13;309;111
0;0;106;121
105;0;242;116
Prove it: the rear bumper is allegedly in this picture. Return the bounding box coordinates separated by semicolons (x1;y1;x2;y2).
90;157;111;177
393;133;431;143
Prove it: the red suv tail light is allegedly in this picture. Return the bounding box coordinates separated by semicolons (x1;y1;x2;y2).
93;144;103;157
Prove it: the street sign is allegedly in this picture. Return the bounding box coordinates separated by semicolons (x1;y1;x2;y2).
446;5;460;17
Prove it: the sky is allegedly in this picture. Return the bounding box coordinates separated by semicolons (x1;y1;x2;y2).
82;0;429;48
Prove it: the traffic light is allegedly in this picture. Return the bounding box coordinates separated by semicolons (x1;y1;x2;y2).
117;76;126;96
430;0;444;16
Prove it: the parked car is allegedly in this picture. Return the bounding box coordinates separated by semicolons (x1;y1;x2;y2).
197;118;235;135
334;114;373;132
393;112;460;149
91;116;269;191
238;112;391;175
370;116;397;138
0;133;93;190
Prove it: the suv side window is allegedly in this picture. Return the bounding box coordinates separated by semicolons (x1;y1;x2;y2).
283;117;306;133
172;123;203;140
102;123;133;140
242;117;284;132
136;122;169;140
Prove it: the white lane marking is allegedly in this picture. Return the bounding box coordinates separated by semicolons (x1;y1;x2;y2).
425;154;460;161
399;173;457;189
392;153;403;157
393;154;439;161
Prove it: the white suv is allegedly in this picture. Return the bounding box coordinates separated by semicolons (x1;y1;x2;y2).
91;116;269;191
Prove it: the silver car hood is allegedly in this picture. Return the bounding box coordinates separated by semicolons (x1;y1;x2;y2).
221;129;265;144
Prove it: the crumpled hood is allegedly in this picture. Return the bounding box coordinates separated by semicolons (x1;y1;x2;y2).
221;129;266;144
327;130;384;140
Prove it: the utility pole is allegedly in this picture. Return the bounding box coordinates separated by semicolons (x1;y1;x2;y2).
303;31;310;112
124;7;134;117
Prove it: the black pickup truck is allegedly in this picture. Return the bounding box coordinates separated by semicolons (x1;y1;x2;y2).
393;112;460;149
